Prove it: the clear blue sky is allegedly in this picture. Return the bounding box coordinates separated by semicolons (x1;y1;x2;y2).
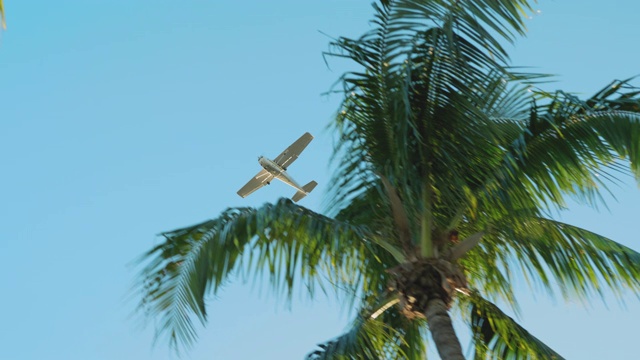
1;1;639;359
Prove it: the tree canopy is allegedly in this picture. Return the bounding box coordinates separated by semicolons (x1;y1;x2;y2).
134;1;640;358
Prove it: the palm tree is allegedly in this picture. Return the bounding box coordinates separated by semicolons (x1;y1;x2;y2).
135;1;640;359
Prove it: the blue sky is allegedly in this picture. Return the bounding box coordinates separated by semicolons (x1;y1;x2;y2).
1;1;639;359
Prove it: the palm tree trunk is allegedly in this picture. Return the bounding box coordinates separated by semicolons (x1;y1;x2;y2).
425;298;465;360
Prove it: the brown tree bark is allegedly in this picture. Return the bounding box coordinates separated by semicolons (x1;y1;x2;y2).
425;297;465;360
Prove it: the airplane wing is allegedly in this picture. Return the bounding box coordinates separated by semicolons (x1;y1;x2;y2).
272;132;313;169
274;173;297;188
237;169;274;198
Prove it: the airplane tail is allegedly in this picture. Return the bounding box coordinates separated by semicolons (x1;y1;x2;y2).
292;181;317;202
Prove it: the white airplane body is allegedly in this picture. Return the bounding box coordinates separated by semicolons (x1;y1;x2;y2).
237;132;317;202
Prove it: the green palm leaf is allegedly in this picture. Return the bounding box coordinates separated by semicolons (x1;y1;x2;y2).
493;216;640;300
307;319;399;360
463;291;564;360
0;0;5;29
0;0;7;29
477;79;640;216
308;295;426;360
135;198;397;351
326;0;537;210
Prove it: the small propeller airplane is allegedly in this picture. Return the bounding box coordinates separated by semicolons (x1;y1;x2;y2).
237;132;317;202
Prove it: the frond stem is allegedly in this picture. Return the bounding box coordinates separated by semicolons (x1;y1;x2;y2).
421;181;434;258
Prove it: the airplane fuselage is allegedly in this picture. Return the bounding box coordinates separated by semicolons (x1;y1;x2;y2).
237;132;316;202
258;156;306;193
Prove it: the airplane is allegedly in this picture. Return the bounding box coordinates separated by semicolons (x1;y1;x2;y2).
237;132;317;202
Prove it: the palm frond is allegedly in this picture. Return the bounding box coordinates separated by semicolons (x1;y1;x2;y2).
462;292;565;360
307;315;404;360
325;0;539;219
492;216;640;300
461;234;519;308
307;296;426;360
0;0;5;29
135;198;397;351
380;174;413;249
390;0;534;63
478;80;640;216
